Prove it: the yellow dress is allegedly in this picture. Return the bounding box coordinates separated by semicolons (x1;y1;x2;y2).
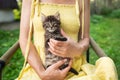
16;0;118;80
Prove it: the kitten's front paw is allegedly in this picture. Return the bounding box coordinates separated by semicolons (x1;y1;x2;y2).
55;37;67;41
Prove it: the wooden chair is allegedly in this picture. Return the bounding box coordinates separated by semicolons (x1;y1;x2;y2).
0;37;107;80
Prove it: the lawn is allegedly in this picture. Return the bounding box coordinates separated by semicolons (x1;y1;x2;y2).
90;15;120;79
0;16;120;79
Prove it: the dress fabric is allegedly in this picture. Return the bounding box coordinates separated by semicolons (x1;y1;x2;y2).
16;0;118;80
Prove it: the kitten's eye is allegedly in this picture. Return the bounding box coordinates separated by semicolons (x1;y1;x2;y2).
45;24;49;28
54;23;57;27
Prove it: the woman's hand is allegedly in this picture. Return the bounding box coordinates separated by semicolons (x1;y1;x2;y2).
40;60;72;80
48;30;83;58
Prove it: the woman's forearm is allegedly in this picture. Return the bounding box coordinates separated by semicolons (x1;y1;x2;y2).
78;37;89;55
78;0;90;55
19;39;45;78
19;0;45;78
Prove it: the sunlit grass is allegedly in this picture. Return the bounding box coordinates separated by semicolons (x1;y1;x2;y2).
90;16;120;79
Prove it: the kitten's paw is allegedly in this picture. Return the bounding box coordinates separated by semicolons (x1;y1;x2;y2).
55;37;67;41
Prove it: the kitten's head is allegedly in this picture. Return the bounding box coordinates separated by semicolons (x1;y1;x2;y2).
41;12;61;33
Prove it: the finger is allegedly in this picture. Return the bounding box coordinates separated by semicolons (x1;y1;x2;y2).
69;59;72;67
48;42;63;50
50;39;65;46
48;44;69;57
50;39;69;50
48;41;66;52
52;60;67;69
61;60;73;75
48;42;61;53
48;47;65;57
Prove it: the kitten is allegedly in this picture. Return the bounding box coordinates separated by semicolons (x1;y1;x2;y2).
41;12;78;75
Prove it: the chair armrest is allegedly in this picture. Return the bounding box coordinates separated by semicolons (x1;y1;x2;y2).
90;37;107;57
0;40;20;67
0;40;19;80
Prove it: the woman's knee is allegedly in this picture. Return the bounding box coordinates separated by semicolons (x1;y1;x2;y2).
96;57;114;65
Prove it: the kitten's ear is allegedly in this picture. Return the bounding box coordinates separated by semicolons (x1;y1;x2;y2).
54;11;60;20
41;13;46;22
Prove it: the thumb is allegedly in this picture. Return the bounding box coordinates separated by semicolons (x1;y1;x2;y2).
61;29;69;38
52;59;66;69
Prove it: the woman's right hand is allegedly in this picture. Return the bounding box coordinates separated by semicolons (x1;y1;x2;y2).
40;60;72;80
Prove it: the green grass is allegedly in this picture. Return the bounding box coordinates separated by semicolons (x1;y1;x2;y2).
0;29;24;79
90;16;120;79
0;16;120;79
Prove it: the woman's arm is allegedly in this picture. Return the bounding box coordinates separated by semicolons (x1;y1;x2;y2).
78;0;90;54
19;0;45;78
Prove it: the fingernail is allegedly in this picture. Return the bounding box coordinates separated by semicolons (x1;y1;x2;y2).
50;39;53;42
48;42;50;45
63;59;67;62
48;48;50;51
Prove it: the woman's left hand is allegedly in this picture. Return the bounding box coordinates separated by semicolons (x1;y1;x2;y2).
48;30;83;58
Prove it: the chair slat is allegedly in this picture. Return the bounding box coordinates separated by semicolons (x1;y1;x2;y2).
90;37;107;57
0;40;19;64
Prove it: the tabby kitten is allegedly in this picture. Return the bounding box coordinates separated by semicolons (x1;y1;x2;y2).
41;12;78;75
